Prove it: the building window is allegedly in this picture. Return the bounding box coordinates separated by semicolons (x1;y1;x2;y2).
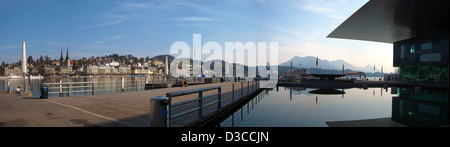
421;42;433;50
420;53;441;62
410;46;415;53
400;45;405;59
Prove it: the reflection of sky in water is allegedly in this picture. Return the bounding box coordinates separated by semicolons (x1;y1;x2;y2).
219;87;397;127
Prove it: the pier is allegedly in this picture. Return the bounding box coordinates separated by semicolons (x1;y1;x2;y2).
0;81;262;127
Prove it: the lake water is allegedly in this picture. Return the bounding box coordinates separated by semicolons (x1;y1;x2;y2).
0;76;167;98
212;86;448;127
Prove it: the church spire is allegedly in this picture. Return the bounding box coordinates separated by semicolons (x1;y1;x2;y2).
66;45;70;60
66;45;71;66
60;46;64;61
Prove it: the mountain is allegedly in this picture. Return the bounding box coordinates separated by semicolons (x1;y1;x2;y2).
279;56;381;73
152;55;175;64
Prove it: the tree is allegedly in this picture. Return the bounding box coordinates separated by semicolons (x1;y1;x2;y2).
45;55;50;64
27;56;33;64
39;55;44;64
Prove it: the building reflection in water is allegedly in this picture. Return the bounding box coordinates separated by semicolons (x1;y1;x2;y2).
212;86;448;127
391;88;449;127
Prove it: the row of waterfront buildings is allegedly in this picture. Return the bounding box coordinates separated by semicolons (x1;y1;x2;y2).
1;63;166;76
1;47;168;77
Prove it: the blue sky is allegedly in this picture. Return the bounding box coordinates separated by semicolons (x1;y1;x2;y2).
0;0;394;72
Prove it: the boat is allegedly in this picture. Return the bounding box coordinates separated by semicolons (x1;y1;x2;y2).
254;74;271;81
7;73;22;79
29;75;44;79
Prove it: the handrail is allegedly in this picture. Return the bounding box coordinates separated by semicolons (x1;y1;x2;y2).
166;85;222;127
42;82;95;97
43;82;95;85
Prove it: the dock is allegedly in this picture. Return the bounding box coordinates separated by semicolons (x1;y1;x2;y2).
0;81;262;127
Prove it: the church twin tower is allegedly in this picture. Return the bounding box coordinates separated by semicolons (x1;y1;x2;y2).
60;46;71;67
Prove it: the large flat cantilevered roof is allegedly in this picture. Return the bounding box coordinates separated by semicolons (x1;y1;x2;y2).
327;0;449;43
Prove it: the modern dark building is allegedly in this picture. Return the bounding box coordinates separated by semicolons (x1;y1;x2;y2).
328;0;449;84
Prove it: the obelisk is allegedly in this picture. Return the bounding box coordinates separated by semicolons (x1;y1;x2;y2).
165;56;169;75
22;41;27;74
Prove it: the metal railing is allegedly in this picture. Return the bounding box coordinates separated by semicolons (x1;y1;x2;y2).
42;82;95;97
219;90;268;127
166;85;222;127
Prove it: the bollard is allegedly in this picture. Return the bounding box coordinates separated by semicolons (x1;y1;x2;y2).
150;97;169;127
121;77;125;92
7;85;11;93
7;81;11;93
40;84;49;99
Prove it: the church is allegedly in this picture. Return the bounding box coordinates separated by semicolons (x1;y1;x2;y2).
58;46;73;75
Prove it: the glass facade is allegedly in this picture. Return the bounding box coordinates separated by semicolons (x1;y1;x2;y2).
420;53;441;62
421;42;433;50
393;31;448;84
398;65;448;83
400;45;405;59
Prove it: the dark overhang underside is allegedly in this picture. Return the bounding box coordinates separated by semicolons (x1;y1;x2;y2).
327;0;449;43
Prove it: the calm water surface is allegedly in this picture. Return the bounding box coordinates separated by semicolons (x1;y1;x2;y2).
214;86;448;127
0;76;159;98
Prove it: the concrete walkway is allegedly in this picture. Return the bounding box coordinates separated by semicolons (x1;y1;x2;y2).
0;92;126;127
1;82;258;127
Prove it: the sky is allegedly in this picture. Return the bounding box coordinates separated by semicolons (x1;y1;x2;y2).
0;0;394;73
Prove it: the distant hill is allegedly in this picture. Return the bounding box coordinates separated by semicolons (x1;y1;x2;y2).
279;56;383;73
152;55;174;64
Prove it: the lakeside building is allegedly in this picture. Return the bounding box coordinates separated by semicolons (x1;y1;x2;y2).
328;0;449;84
37;65;55;76
0;66;22;76
84;65;99;75
1;45;168;76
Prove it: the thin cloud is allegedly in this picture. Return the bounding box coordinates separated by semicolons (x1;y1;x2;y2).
174;17;213;22
86;35;123;46
75;2;156;30
0;44;22;50
76;16;128;30
298;0;368;20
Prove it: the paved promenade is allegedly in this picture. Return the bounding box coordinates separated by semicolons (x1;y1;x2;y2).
0;91;125;127
1;82;259;127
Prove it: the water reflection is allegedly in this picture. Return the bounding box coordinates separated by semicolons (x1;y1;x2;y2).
211;86;449;127
216;89;270;127
392;88;449;127
309;89;346;95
